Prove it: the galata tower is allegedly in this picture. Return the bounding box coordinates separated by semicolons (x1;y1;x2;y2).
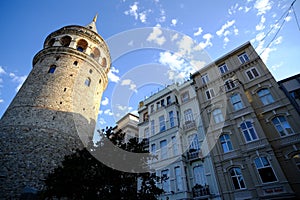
0;15;110;198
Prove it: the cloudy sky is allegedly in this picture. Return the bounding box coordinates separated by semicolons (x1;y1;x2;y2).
0;0;299;129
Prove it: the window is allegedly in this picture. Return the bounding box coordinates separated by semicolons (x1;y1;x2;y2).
144;127;149;139
245;67;260;80
48;65;56;73
167;96;171;105
184;109;194;123
150;105;154;113
90;47;100;60
205;88;215;100
230;167;246;190
102;57;107;68
159;115;166;132
219;63;229;74
231;93;244;111
193;166;206;185
181;91;190;103
292;154;300;170
150;120;155;135
151;143;156;156
161;99;165;107
76;39;88;52
201;74;209;84
169;111;175;128
60;35;72;47
220;134;233;153
272;116;294;136
212;109;224;124
254;157;277;183
161;169;170;192
225;79;236;91
84;78;91;87
175;167;183;191
238;52;250;64
257;88;274;105
240;121;258;142
188;134;200;150
160;140;167;159
172;136;179;156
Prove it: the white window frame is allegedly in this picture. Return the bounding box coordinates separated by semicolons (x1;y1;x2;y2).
212;108;224;124
272;116;294;137
181;91;190;103
150;120;155;135
220;134;233;153
230;93;244;111
184;109;194;123
159;115;166;132
230;167;246;190
175;167;183;191
238;52;250;64
201;73;209;84
254;157;278;183
225;79;236;91
245;67;260;80
205;88;215;100
219;63;229;74
160;139;168;159
257;88;275;105
240;121;258;142
188;134;200;150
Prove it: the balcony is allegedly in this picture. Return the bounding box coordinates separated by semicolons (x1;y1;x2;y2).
192;184;210;198
183;120;197;131
241;138;269;151
187;149;204;162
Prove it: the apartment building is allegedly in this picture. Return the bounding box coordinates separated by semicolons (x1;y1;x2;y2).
138;81;221;200
191;42;300;199
115;113;139;142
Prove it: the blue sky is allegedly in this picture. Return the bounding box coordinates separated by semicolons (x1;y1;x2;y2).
0;0;299;129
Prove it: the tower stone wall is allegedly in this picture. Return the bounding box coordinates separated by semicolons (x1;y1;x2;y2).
0;18;110;199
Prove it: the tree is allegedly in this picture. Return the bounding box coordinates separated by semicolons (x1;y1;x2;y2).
40;127;163;199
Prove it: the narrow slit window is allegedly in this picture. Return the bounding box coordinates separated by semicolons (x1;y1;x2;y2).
85;78;91;87
48;65;56;73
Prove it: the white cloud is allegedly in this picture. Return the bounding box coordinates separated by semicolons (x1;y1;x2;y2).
0;99;3;103
233;26;239;35
228;3;239;15
158;8;166;23
285;16;292;22
98;117;106;125
273;36;283;45
193;27;203;36
108;66;120;83
121;79;138;93
98;110;103;115
216;20;235;37
198;33;213;49
171;19;177;26
9;73;27;92
159;51;185;71
271;62;283;71
256;15;266;31
244;6;251;13
124;2;139;20
104;109;114;116
101;97;109;106
254;0;272;15
0;66;6;75
146;27;166;46
139;12;147;23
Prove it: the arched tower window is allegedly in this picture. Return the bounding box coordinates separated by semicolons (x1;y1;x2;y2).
60;35;72;47
48;65;56;73
90;47;100;60
76;39;88;52
48;38;56;47
101;57;107;68
84;77;91;87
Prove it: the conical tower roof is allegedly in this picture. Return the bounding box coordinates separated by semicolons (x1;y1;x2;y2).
86;14;98;33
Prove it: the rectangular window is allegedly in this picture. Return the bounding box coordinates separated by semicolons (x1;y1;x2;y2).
150;105;154;113
144;127;149;139
160;140;167;159
272;116;294;136
212;109;224;123
184;109;194;123
172;136;178;156
167;96;171;105
201;74;209;84
205;88;215;100
169;111;175;128
254;157;277;183
230;167;246;190
258;88;274;105
175;167;183;191
151;120;155;135
238;52;250;64
219;63;229;74
151;143;156;156
231;93;244;111
161;99;165;107
159;115;166;132
181;91;190;103
220;134;233;153
161;169;170;192
241;121;258;142
245;67;260;80
188;134;200;150
193;165;206;185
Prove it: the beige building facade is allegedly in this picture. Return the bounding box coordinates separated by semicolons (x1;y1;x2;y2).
191;42;300;199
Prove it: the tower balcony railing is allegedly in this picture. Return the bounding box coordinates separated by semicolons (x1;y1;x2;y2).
192;184;210;198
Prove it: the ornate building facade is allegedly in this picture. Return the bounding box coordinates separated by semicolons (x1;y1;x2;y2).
0;16;110;198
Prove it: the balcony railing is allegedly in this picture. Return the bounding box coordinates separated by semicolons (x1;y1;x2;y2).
192;184;210;198
187;149;204;161
183;120;196;131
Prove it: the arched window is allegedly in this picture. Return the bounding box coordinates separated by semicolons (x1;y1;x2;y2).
76;39;88;52
48;65;56;73
212;108;224;124
220;134;233;153
272;116;294;136
84;78;91;87
230;167;246;190
230;93;244;111
257;88;274;105
101;57;107;68
60;35;72;47
240;121;258;142
254;156;277;183
292;154;300;170
90;47;100;60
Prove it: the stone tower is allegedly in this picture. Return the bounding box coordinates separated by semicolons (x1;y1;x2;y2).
0;16;110;198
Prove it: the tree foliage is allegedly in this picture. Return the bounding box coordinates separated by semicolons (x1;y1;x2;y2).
40;127;163;199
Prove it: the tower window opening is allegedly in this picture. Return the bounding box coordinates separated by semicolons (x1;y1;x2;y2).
73;61;78;66
60;35;72;47
64;88;67;92
89;69;93;74
99;79;101;84
76;39;88;52
60;102;62;104
48;65;56;73
85;78;91;87
91;47;100;60
101;57;107;68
